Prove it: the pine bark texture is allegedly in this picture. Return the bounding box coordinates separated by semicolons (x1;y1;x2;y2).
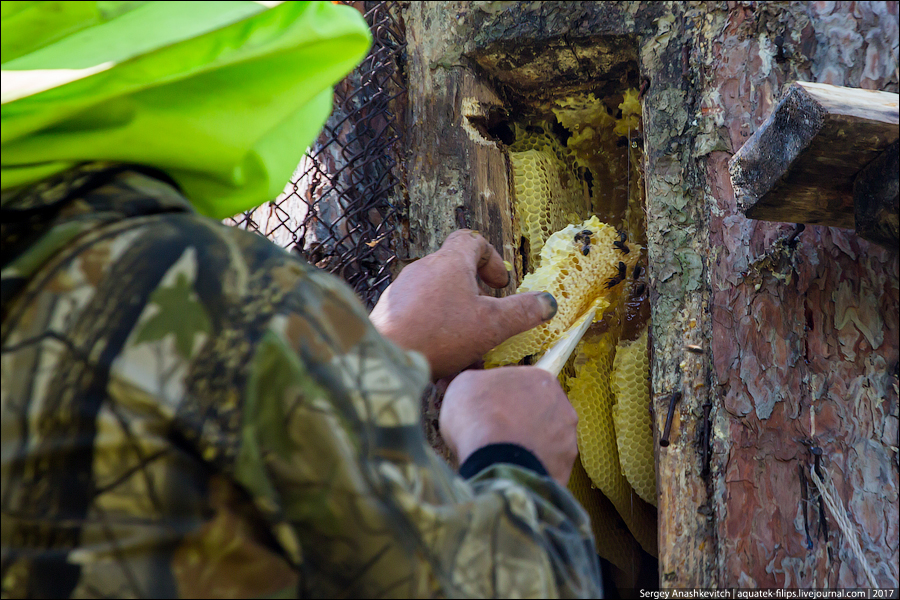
403;0;899;589
701;2;898;589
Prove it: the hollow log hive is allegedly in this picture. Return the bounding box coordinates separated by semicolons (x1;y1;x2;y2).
404;1;899;589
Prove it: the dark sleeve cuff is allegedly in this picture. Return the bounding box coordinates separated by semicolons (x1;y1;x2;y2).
458;443;549;479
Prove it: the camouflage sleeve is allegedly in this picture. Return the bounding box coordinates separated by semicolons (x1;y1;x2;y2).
235;254;603;598
1;191;601;598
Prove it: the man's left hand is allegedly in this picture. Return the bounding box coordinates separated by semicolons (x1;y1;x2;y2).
370;230;557;380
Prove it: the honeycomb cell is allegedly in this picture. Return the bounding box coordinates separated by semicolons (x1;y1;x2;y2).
612;327;656;507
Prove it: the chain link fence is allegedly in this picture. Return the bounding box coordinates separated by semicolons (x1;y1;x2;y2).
226;1;408;308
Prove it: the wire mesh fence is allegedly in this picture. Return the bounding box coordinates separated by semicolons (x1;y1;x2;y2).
225;1;408;308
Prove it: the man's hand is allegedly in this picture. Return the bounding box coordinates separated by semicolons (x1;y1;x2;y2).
439;367;578;486
370;230;557;380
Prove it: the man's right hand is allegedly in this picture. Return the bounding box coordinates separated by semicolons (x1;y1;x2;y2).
439;366;578;486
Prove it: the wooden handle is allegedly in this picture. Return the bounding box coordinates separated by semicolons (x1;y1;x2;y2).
533;304;598;376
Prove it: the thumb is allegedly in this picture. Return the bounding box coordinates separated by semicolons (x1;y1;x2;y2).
480;291;558;347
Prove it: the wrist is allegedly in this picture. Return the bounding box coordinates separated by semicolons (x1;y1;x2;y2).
458;443;549;479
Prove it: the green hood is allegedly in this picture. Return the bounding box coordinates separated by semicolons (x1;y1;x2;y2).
1;1;371;218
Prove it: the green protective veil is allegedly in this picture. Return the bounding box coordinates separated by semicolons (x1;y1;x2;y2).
1;1;371;218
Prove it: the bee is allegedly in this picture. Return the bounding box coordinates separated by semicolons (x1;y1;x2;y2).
575;230;593;256
633;264;643;279
613;229;629;253
574;229;594;243
605;261;627;288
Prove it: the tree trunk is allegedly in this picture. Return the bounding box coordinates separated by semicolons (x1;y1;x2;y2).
403;0;899;590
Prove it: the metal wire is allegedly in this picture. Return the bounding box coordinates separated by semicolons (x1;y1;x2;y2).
226;1;408;308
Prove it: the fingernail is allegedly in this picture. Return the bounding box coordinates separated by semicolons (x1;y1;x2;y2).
538;292;557;321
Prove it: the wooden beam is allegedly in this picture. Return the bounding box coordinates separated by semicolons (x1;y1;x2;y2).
728;82;898;233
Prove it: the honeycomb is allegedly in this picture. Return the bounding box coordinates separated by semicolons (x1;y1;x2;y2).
611;327;656;506
613;88;642;138
509;150;579;269
509;123;580;171
485;88;656;563
483;216;639;368
567;454;638;571
551;90;643;233
553;95;617;174
508;124;586;269
567;332;657;557
617;88;646;247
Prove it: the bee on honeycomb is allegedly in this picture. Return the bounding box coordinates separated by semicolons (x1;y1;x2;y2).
605;261;627;289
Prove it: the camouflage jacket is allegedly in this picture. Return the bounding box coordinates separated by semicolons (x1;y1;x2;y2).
1;164;602;599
